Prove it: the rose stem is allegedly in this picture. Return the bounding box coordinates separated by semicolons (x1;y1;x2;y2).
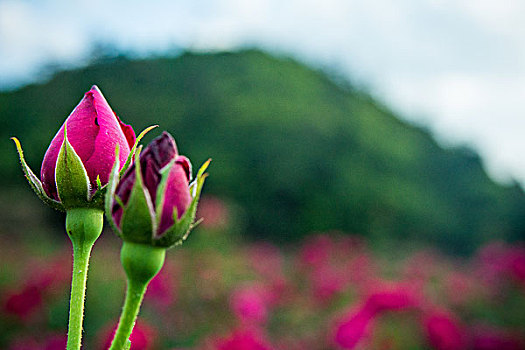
109;242;165;350
65;208;104;350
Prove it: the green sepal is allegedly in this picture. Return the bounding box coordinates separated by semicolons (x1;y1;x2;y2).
120;125;158;177
87;175;106;209
105;144;122;235
119;149;157;244
153;159;210;248
55;124;91;209
11;137;64;211
154;158;176;230
96;176;103;190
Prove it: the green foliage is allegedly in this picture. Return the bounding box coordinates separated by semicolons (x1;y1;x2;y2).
2;49;525;252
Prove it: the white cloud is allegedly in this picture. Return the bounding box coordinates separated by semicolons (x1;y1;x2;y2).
1;0;525;185
0;1;88;86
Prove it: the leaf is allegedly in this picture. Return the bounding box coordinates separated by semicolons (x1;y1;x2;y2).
11;137;64;211
55;123;91;209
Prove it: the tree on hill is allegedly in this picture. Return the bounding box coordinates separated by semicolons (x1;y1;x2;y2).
2;50;524;253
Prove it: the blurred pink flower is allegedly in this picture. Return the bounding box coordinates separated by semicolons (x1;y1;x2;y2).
99;320;156;350
27;254;71;298
471;325;524;350
423;310;466;350
230;284;271;325
298;234;334;269
402;250;439;286
43;334;67;350
474;242;525;288
245;243;289;306
274;336;323;350
3;285;43;320
337;235;367;256
346;252;376;290
8;337;39;350
3;254;71;321
508;248;525;286
363;286;420;315
214;328;274;350
197;195;229;229
332;307;375;349
196;264;224;301
145;260;179;309
444;272;479;306
7;334;66;350
310;264;346;303
246;243;284;280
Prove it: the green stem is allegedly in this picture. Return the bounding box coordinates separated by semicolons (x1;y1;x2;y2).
67;240;93;350
109;242;166;350
109;281;147;350
65;208;104;350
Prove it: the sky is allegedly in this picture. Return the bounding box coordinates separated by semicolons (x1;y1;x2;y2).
1;0;525;185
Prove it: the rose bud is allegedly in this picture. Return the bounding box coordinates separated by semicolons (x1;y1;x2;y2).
106;131;210;247
105;133;209;350
12;85;141;210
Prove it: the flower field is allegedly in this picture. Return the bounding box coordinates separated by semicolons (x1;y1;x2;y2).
1;198;524;349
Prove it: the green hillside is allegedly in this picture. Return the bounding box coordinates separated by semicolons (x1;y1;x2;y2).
2;50;524;253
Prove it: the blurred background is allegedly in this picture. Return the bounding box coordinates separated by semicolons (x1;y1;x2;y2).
1;1;524;349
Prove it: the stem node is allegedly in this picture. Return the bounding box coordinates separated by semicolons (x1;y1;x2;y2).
109;242;166;350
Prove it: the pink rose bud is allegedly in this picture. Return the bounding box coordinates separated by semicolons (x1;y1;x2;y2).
107;132;210;247
12;85;135;210
42;85;135;199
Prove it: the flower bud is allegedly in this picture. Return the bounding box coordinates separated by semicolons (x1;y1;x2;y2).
12;85;137;210
106;132;209;247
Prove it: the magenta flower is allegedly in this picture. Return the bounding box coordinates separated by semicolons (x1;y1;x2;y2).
41;85;135;200
311;264;346;302
145;260;179;309
230;284;271;325
12;85;136;210
3;285;43;320
6;334;66;350
214;328;274;350
7;337;39;350
197;195;230;229
298;234;334;269
471;325;524;350
107;131;209;246
363;286;420;315
423;310;466;350
43;334;68;350
99;321;156;350
332;308;375;349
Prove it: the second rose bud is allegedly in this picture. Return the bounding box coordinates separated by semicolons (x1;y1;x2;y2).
106;132;209;248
